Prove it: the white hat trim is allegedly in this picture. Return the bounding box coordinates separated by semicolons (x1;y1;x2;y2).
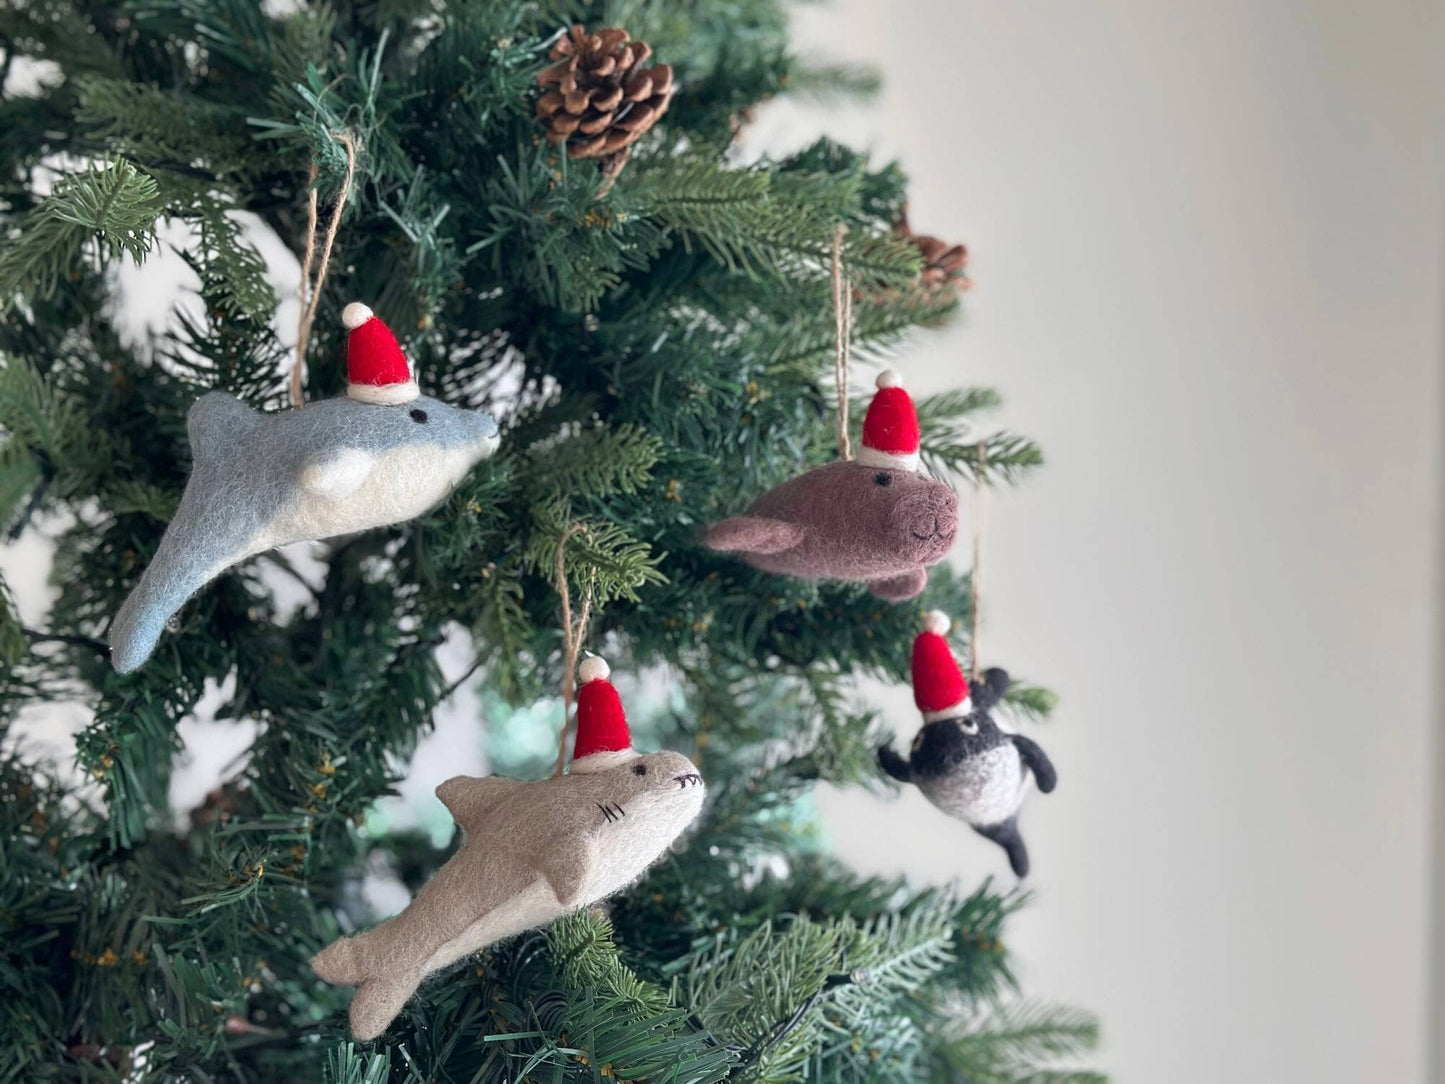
569;747;639;774
348;379;421;406
922;697;971;723
857;446;920;472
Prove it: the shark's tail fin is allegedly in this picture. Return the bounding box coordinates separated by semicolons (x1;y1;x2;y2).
311;934;375;988
348;969;425;1040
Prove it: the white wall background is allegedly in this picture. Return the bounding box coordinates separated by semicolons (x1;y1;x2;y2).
746;2;1443;1082
3;3;1442;1082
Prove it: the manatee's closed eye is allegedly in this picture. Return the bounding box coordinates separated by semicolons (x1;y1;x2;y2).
410;408;428;423
874;471;892;486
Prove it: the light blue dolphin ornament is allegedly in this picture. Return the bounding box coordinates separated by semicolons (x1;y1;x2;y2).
109;303;500;673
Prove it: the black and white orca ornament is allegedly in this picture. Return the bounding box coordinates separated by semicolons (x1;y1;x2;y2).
877;611;1056;877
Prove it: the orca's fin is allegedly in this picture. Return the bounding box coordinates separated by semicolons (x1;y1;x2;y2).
187;392;259;464
702;515;805;555
877;743;914;784
1010;734;1057;794
973;817;1030;878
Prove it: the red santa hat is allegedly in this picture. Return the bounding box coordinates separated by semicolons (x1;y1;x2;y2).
912;610;971;720
341;302;420;406
570;655;638;773
856;370;921;471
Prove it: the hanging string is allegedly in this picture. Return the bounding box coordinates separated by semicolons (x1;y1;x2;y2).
831;223;853;460
289;131;357;408
553;524;596;778
970;440;988;682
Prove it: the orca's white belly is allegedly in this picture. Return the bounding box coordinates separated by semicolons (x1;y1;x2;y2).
920;745;1026;827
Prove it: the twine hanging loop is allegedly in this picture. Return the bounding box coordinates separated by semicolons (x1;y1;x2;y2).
290;131;358;408
553;524;596;777
831;224;853;460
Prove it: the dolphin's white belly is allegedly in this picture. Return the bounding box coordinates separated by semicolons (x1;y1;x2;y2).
251;444;471;552
920;745;1026;827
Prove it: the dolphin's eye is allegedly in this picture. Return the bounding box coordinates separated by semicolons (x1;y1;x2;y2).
409;408;429;423
632;763;647;776
874;472;892;486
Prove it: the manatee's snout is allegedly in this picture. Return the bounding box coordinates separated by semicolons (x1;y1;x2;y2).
892;481;959;564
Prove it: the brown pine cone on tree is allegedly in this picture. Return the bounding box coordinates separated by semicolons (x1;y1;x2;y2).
536;25;675;185
896;207;971;294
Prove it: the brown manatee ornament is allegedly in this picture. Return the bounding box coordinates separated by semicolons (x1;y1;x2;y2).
703;371;958;599
311;657;705;1040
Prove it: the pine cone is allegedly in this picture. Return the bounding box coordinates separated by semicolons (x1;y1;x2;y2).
896;208;970;293
536;25;675;165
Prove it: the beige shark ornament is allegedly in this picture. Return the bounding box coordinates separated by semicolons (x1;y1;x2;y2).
311;656;706;1040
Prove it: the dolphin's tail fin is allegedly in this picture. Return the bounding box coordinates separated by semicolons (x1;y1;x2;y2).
109;533;218;673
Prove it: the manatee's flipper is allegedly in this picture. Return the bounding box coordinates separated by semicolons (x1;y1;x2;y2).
536;833;597;907
702;515;805;555
300;446;377;501
348;967;424;1041
973;817;1030;878
435;775;528;833
186;391;259;461
867;567;927;600
973;667;1011;710
877;743;914;784
1011;734;1057;794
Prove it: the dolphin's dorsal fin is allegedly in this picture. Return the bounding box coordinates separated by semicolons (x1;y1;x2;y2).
299;447;378;501
435;775;527;832
703;515;805;555
187;392;260;462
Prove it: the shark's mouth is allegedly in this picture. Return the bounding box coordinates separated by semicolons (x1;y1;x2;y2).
673;773;703;789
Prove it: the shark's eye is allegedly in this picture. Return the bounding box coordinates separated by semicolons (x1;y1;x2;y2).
409;408;429;423
632;763;647;776
874;471;892;486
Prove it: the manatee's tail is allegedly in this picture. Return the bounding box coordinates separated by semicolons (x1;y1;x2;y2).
973;817;1030;879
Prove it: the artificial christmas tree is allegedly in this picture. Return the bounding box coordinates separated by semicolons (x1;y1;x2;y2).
0;2;1099;1081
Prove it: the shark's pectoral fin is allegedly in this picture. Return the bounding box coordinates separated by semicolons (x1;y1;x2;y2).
435;775;528;834
536;835;597;908
299;447;377;501
703;515;805;555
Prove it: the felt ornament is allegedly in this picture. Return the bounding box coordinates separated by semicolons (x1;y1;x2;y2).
701;370;959;600
311;655;706;1040
877;611;1056;877
108;303;500;673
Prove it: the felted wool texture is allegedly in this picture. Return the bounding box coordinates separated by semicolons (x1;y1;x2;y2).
310;749;705;1040
109;391;500;673
877;669;1057;877
701;460;958;600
